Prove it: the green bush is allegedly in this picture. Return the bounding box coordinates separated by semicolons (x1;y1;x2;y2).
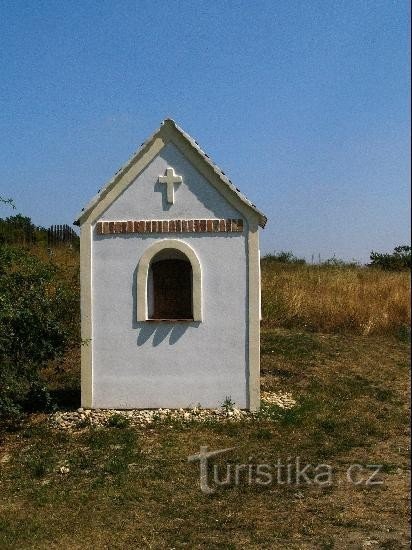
262;250;306;265
107;413;130;429
369;245;411;271
0;244;79;422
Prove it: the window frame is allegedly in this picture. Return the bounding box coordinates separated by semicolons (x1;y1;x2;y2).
136;239;202;322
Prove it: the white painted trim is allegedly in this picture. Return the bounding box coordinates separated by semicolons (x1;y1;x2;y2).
163;126;260;227
80;222;93;408
136;239;202;322
83;136;166;226
247;224;261;411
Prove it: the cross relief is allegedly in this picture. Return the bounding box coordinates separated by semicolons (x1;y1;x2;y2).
158;167;183;204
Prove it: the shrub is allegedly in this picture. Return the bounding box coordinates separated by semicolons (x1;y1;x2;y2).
321;256;360;268
0;244;79;422
369;245;411;271
262;250;306;265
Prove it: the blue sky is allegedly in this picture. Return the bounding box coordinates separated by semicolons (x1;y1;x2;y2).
0;0;410;261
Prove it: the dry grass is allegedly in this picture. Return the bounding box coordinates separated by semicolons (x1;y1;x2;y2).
262;261;410;335
31;244;80;279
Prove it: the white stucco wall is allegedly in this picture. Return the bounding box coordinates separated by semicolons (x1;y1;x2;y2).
91;142;249;408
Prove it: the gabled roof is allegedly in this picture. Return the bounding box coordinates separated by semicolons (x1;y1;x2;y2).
74;118;267;227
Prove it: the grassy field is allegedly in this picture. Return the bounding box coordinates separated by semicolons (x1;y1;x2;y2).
261;259;410;335
0;254;410;549
0;330;410;549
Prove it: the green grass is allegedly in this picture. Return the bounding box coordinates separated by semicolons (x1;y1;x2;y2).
0;330;409;549
106;413;131;429
261;330;321;359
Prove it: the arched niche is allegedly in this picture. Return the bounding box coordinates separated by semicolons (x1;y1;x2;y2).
136;239;202;322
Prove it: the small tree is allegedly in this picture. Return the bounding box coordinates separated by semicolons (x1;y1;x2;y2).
369;245;411;271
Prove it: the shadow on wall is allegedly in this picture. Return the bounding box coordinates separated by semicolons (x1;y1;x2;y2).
136;322;200;346
132;264;200;346
154;179;173;211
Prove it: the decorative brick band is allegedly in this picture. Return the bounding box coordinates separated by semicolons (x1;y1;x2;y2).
95;219;244;235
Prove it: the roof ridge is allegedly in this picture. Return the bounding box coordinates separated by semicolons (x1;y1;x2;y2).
74;119;267;227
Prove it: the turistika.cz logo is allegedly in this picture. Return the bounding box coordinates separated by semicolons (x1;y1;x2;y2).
188;446;384;495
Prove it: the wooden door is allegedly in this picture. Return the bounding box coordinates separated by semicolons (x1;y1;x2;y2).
152;259;193;319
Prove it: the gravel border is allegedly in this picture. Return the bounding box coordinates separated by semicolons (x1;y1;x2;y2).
49;391;296;430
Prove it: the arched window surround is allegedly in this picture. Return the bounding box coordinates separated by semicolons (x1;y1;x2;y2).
136;239;202;322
